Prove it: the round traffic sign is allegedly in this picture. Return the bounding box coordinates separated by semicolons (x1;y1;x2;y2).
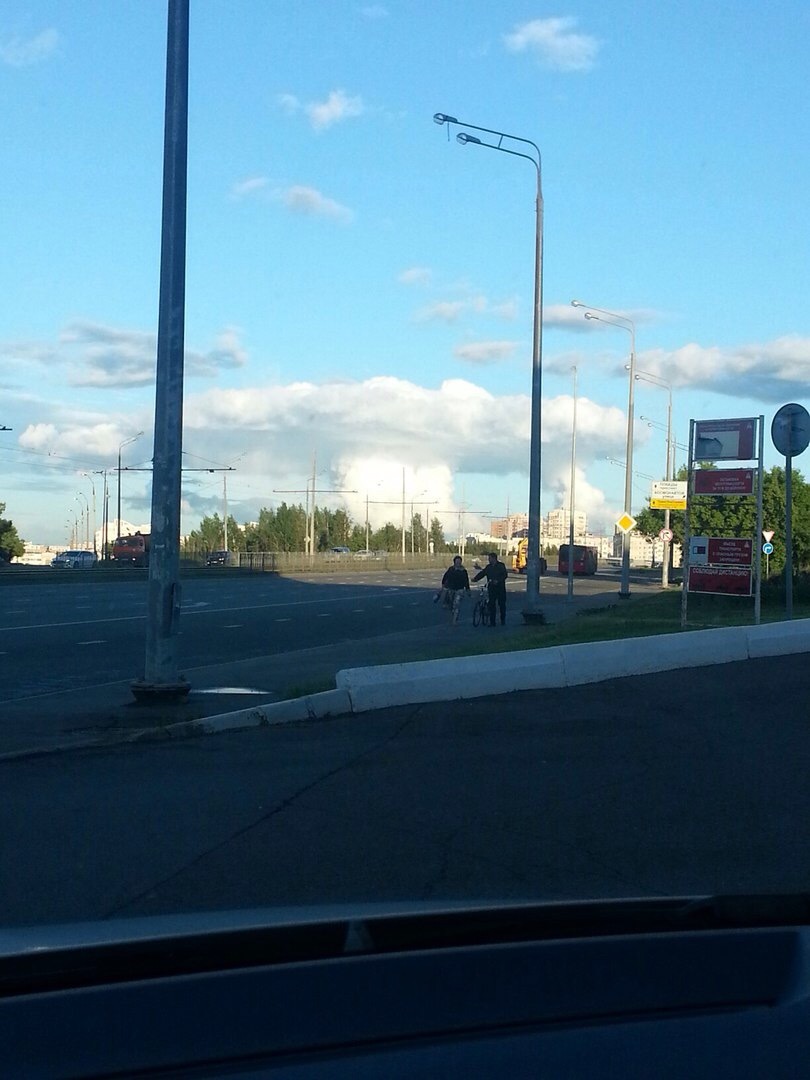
763;542;774;555
772;403;810;457
659;528;674;542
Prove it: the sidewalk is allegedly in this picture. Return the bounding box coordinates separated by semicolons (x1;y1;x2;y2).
0;586;630;758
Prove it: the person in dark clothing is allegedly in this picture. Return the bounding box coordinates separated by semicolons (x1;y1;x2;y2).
473;551;508;625
436;555;470;622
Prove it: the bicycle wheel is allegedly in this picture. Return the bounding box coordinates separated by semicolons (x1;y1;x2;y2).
473;600;482;626
481;601;490;626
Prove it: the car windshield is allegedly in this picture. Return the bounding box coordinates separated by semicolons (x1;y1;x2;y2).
2;1;809;937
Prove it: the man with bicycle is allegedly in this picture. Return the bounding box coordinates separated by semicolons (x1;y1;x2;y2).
436;555;470;621
473;551;509;626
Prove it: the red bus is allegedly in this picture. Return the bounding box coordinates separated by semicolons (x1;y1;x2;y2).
558;544;598;576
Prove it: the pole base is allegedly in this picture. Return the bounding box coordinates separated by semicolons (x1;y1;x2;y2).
131;677;191;704
618;590;632;600
521;608;547;625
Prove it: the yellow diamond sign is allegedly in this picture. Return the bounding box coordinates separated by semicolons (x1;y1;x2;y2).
616;513;637;534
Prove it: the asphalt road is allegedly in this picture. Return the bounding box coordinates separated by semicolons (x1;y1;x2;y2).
0;565;655;704
2;651;808;927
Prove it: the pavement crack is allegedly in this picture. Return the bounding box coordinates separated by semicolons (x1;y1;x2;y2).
102;709;422;919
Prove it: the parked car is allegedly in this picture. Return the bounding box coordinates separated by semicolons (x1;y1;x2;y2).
205;550;229;566
353;549;375;559
51;550;96;569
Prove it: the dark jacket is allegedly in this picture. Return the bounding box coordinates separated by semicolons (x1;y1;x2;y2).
473;560;508;590
442;565;470;590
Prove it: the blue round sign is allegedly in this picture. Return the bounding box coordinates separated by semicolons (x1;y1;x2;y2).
763;542;774;555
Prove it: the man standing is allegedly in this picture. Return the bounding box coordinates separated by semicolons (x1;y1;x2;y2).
473;551;509;626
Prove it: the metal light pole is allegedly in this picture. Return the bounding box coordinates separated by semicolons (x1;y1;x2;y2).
76;493;89;550
82;473;97;556
434;112;545;622
117;431;143;539
133;0;190;702
635;370;673;588
567;366;577;602
572;301;636;597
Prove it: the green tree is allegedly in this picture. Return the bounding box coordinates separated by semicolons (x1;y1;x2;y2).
371;522;400;551
429;516;448;553
0;503;24;562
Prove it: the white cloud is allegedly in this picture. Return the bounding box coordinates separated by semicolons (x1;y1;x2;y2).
278;184;354;222
398;266;432;286
305;89;365;131
454;341;520;365
276;92;301;114
490;298;519;321
503;17;599;72
639;336;810;401
230;175;270;199
2;321;249;390
0;28;58;67
416;300;466;323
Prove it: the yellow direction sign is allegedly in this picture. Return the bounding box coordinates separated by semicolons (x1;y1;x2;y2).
650;480;687;510
616;512;637;534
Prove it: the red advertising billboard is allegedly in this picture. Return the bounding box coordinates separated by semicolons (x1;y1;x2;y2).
694;468;755;495
706;537;753;566
693;418;757;461
688;565;753;596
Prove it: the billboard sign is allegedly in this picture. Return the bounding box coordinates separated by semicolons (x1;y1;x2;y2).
650;480;687;510
688;565;753;596
694;468;754;496
706;537;753;566
693;418;757;461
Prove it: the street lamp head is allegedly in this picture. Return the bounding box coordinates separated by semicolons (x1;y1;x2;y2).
433;112;457;125
584;312;597;321
456;132;481;145
571;299;585;308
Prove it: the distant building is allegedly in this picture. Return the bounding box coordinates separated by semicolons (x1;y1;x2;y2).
489;513;529;539
545;508;587;542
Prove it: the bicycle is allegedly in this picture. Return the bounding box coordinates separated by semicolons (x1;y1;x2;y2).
472;586;490;627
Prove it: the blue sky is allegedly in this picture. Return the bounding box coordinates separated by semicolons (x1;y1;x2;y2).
3;1;810;546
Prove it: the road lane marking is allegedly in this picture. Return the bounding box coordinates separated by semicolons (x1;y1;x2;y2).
316;613;331;617
222;624;243;629
1;587;434;633
76;640;106;645
275;618;292;622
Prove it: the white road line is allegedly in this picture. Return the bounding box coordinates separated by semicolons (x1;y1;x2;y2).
275;618;292;622
77;640;106;646
0;588;424;633
222;624;243;629
316;613;331;618
352;608;364;613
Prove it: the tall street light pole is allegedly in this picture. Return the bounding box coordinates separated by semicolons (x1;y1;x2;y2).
117;431;144;539
635;370;673;588
133;0;190;703
434;112;545;623
82;473;97;557
76;493;89;550
567;366;578;603
572;300;636;598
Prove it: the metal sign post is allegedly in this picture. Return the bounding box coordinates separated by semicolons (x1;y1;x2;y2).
771;404;810;621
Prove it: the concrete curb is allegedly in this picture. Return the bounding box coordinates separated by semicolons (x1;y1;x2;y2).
336;619;810;713
5;621;809;762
